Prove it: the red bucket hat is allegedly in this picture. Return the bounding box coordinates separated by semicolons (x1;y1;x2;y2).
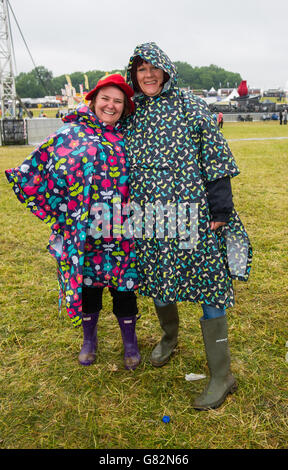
85;73;135;113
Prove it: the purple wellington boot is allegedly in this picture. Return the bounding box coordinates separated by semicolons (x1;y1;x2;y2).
117;316;141;370
78;312;100;366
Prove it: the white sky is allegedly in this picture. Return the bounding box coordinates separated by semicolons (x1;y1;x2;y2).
7;0;288;90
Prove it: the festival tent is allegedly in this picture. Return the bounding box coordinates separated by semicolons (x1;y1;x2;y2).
203;96;220;105
208;87;217;96
225;89;240;101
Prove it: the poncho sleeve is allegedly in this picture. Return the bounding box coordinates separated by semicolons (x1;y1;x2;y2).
5;132;69;233
206;176;234;222
181;90;240;182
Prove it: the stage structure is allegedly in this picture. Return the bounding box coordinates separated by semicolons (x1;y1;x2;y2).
0;0;26;144
0;0;16;118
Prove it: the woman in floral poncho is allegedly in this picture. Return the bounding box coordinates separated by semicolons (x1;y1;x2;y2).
5;74;141;371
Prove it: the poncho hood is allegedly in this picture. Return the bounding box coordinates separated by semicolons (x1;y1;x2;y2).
62;104;121;131
63;104;97;125
126;42;178;95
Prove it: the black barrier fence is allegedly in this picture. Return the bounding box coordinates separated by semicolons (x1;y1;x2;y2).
1;119;27;145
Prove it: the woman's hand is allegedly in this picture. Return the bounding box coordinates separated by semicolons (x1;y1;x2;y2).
210;221;226;231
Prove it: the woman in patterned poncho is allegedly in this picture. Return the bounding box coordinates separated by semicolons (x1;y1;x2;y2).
123;42;252;409
5;74;141;371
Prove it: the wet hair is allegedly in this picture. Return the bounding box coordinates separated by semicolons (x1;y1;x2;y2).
89;85;131;119
130;55;170;93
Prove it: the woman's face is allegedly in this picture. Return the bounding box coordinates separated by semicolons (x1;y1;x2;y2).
136;61;164;97
94;86;125;126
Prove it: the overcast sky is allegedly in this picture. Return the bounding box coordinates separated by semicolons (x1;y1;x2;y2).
7;0;288;91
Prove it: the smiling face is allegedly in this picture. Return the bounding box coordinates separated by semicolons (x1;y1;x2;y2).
93;86;125;126
136;61;164;97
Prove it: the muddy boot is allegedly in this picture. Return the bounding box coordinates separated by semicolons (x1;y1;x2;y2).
193;316;237;410
151;303;179;367
78;312;99;366
117;316;141;370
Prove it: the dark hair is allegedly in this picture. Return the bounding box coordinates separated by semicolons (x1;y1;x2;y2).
130;55;170;93
89;85;131;119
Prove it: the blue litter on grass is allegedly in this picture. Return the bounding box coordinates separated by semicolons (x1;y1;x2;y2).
162;415;170;423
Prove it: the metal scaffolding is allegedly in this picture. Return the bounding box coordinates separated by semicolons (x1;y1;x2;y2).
0;0;16;119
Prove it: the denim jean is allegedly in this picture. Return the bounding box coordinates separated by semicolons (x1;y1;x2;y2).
201;304;226;320
153;299;225;319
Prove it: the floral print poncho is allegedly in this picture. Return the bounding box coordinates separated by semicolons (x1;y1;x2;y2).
123;42;252;309
5;106;138;327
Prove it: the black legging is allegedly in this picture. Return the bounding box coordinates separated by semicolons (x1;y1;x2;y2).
82;286;138;318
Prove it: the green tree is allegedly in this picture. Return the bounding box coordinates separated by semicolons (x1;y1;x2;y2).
51;74;67;95
32;66;54;94
174;61;242;90
15;62;242;98
16;66;54;97
16;71;39;98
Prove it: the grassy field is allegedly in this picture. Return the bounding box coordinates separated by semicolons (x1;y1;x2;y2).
0;122;287;449
223;121;288;140
23;107;65;118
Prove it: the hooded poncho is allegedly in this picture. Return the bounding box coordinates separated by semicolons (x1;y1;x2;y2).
5;106;138;327
123;42;252;308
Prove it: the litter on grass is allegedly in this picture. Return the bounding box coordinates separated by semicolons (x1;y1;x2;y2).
185;372;206;381
162;415;170;423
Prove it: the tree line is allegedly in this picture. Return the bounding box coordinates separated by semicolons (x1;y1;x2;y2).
15;63;242;98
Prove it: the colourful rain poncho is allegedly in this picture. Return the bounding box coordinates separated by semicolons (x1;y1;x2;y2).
123;42;252;309
5;106;138;327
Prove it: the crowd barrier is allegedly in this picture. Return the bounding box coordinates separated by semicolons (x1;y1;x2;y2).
24;113;275;146
26;117;62;146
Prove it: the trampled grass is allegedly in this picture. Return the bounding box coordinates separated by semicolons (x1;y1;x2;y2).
0;122;287;449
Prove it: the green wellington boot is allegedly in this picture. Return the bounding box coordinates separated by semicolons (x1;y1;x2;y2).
193;315;237;410
151;303;179;367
